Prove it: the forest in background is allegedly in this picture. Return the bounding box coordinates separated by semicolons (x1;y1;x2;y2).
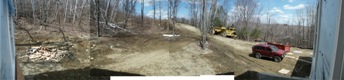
14;0;316;49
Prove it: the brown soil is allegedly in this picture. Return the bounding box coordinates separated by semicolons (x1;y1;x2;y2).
91;23;313;78
15;18;92;79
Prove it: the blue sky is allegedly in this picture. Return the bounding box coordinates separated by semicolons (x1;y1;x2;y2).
135;0;317;24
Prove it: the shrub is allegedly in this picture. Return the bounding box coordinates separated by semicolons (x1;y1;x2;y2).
250;28;262;39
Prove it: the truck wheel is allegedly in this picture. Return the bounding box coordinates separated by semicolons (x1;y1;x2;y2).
255;53;261;59
274;56;282;62
221;32;227;37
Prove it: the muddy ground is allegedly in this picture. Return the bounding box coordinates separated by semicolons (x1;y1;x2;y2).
15;17;312;79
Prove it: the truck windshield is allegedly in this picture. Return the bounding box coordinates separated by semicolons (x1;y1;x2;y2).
270;45;278;52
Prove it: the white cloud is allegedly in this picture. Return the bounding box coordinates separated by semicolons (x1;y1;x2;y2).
137;0;165;7
181;0;211;4
179;15;189;19
283;4;305;10
280;14;291;19
276;14;294;24
253;13;297;25
146;10;168;19
282;0;295;2
253;14;272;24
269;7;284;14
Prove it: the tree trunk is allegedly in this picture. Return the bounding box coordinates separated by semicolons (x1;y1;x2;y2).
167;0;171;31
96;0;100;37
159;0;161;27
110;0;120;22
64;0;69;29
141;0;144;28
201;0;207;50
54;1;60;25
14;0;17;18
73;0;79;25
31;0;36;24
44;0;51;30
105;0;111;26
78;0;87;27
153;0;156;26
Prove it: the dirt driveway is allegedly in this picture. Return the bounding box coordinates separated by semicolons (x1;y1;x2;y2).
91;23;313;78
177;23;313;77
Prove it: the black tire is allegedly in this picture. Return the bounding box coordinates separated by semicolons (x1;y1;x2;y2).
274;56;282;62
255;53;261;59
221;31;227;37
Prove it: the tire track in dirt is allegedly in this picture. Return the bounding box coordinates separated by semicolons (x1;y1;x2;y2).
209;38;273;75
175;23;309;76
209;35;300;76
175;23;271;72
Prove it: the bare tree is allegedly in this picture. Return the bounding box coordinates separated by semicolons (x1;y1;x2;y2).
78;0;88;27
42;0;51;25
210;0;218;30
152;0;156;25
200;0;207;50
104;0;111;26
222;0;230;27
110;0;121;22
31;0;36;24
188;0;199;26
64;0;69;25
171;0;180;34
72;0;79;24
233;0;258;40
159;0;162;26
14;0;90;34
296;9;305;47
141;0;144;28
167;0;171;31
123;0;137;29
96;0;100;37
305;1;317;48
264;11;276;42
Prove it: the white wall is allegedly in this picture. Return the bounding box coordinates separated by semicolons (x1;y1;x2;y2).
0;0;16;80
311;0;344;80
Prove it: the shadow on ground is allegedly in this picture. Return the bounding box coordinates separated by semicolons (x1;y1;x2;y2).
235;71;259;80
235;70;308;80
24;67;145;80
216;72;235;75
236;56;312;80
90;68;144;76
291;57;312;78
248;53;276;62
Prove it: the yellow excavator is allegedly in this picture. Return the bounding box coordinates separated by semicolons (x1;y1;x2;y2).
211;25;237;38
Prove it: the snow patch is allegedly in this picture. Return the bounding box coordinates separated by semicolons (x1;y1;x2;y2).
278;69;290;75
